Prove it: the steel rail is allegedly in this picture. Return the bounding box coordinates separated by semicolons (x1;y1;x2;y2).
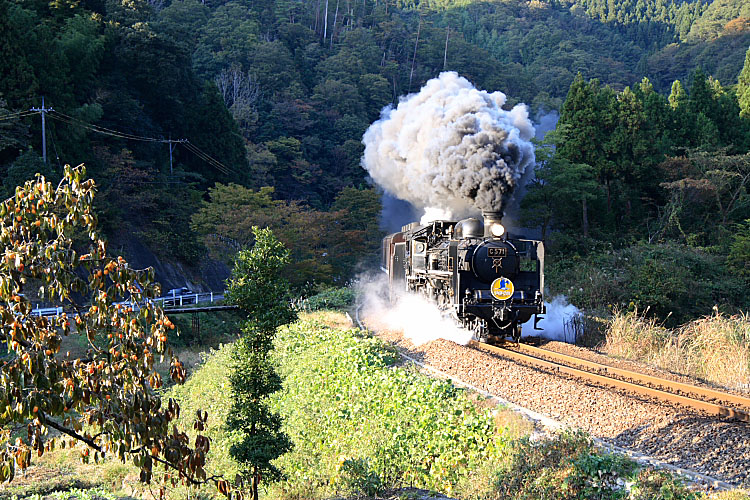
504;342;750;410
469;340;750;424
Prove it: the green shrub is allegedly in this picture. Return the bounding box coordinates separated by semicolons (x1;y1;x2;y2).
338;457;384;497
491;432;700;500
493;431;596;499
630;469;700;500
546;251;625;312
546;242;748;326
565;452;637;499
270;319;507;498
622;243;745;325
296;287;355;311
728;220;750;278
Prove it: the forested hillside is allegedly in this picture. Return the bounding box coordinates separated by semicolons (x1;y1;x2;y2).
524;63;750;325
0;0;748;294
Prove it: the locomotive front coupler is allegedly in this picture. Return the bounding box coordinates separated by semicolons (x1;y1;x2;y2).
492;304;509;321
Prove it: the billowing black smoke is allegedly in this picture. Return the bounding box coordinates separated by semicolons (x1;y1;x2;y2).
362;72;535;224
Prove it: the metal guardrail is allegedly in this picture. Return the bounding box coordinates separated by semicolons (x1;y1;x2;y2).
30;306;63;317
153;292;225;308
27;291;226;317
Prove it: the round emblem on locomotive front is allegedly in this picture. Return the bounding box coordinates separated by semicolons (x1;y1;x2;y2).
490;277;514;300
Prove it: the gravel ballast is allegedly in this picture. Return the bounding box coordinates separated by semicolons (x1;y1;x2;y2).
364;317;750;488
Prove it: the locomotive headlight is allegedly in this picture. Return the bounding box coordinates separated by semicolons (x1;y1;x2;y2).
489;223;505;238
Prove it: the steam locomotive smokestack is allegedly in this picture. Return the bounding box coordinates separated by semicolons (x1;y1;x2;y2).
361;72;535;223
482;211;503;238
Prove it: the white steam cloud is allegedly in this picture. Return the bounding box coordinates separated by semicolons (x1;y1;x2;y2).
522;296;582;343
357;274;473;346
362;72;535;222
358;275;583;345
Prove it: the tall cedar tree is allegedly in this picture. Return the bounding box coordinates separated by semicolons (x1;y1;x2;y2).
739;47;750;119
225;227;296;500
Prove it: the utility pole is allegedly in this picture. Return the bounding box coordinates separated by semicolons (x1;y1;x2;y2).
169;134;174;175
443;27;450;70
30;97;53;164
409;17;421;92
168;138;187;176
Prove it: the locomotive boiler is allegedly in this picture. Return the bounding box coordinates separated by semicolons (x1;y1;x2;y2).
382;211;545;342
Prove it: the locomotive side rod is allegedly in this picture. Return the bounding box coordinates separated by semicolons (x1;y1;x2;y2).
470;340;750;424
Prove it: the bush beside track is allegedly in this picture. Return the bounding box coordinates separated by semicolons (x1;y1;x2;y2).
546;242;749;329
168;311;750;499
603;310;750;393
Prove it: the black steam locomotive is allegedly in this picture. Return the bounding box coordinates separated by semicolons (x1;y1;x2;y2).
382;211;545;342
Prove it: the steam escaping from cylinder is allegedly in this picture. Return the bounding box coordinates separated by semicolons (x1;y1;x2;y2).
522;296;582;343
362;72;535;223
359;276;583;344
357;273;473;346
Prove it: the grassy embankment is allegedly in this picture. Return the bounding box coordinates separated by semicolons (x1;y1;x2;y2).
168;310;746;500
3;306;749;499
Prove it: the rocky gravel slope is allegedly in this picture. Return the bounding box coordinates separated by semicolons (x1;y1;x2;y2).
365;318;750;488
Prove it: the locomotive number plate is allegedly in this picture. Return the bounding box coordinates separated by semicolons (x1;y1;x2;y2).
488;247;507;257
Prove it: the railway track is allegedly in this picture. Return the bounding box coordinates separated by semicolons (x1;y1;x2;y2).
355;302;750;424
471;340;750;424
354;307;750;488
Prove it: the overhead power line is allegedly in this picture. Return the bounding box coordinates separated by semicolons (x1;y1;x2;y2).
48;110;179;144
3;101;239;177
181;141;232;176
0;110;39;121
44;109;236;176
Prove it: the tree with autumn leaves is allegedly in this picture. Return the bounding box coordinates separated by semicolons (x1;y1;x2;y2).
190;183;382;289
0;165;234;497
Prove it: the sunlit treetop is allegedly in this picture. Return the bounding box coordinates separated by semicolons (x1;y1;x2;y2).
0;165;235;498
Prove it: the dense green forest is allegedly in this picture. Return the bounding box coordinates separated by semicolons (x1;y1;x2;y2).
0;0;748;316
524;63;750;324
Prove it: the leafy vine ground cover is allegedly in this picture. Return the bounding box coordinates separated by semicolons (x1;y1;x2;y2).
167;312;749;500
269;318;506;498
4;306;749;498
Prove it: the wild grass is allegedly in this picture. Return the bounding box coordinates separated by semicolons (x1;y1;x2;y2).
710;491;750;500
0;446;134;500
602;310;750;392
166;343;241;483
